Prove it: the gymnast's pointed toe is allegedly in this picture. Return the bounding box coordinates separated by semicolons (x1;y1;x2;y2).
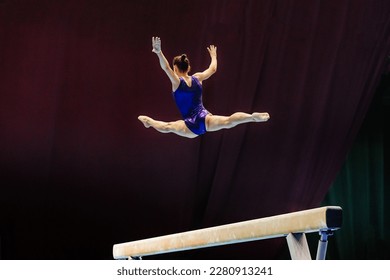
138;115;151;128
253;112;270;122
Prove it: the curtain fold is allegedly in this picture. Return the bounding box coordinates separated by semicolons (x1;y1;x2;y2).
322;73;388;259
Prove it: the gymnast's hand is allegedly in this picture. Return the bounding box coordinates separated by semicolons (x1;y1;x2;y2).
207;45;217;58
152;37;161;54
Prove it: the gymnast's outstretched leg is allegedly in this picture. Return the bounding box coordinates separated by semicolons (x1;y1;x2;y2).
138;115;198;138
206;112;270;132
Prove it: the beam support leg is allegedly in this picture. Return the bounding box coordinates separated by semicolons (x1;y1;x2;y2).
286;233;311;260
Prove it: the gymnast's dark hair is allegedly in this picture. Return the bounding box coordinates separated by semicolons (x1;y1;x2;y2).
173;54;190;73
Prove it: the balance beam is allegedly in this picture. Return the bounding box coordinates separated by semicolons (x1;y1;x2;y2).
113;206;342;260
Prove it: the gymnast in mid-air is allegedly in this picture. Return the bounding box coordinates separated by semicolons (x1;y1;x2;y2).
138;37;270;138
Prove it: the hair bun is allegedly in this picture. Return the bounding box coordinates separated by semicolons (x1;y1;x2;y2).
173;54;190;72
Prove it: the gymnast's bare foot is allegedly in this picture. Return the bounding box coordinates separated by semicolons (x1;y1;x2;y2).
138;115;152;128
252;112;270;122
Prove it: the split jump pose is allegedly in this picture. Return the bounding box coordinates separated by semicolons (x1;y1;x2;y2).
138;37;270;138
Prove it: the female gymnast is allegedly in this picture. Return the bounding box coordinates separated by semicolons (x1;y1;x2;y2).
138;37;270;138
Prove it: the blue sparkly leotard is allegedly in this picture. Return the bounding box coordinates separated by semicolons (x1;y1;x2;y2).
173;76;210;135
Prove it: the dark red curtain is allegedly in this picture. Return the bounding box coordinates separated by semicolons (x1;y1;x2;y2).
1;0;389;259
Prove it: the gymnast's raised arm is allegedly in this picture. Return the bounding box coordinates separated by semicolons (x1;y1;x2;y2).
193;45;217;83
152;37;180;91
